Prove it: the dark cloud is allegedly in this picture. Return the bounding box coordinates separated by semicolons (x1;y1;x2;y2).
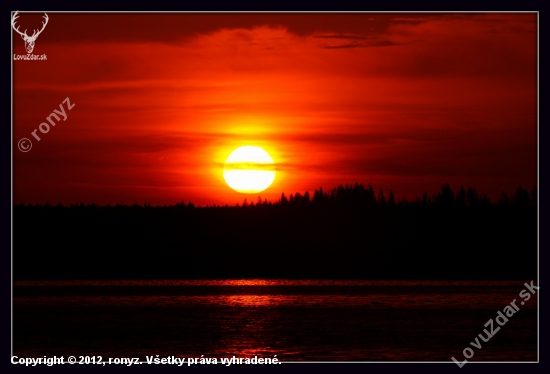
28;13;440;45
313;34;371;40
319;39;400;49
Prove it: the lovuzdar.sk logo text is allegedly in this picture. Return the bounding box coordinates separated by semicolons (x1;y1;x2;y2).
12;11;48;60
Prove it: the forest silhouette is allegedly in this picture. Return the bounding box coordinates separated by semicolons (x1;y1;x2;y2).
13;183;537;280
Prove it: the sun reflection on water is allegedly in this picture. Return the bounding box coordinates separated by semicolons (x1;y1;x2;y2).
219;294;278;307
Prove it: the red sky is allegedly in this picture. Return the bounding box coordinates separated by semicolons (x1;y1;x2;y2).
13;13;537;206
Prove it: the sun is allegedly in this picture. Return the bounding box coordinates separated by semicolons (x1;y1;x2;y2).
223;146;276;194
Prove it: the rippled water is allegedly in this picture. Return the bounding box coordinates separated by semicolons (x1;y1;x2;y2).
13;280;538;361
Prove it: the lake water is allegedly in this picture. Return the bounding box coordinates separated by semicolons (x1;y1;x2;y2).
13;280;538;362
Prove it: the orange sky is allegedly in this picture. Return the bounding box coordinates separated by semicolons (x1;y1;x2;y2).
13;13;537;206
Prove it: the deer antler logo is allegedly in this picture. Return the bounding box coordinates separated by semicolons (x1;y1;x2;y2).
12;11;49;54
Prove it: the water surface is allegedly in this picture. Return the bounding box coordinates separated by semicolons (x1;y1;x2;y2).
13;279;538;361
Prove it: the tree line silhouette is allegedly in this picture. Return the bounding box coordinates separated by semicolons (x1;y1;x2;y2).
238;183;536;209
13;183;537;280
17;183;536;209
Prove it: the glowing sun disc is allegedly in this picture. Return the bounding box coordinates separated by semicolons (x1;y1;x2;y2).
223;146;276;193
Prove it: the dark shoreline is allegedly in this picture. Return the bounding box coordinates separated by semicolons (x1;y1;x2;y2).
14;202;537;280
